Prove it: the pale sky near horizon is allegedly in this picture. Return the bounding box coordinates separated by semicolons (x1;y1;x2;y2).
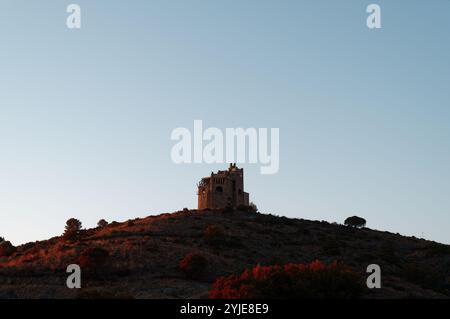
1;1;450;245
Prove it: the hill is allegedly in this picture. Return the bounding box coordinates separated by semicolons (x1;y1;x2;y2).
0;209;449;298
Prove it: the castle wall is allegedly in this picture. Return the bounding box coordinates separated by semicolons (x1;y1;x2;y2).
197;165;250;209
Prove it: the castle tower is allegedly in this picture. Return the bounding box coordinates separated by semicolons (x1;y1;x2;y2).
197;164;249;209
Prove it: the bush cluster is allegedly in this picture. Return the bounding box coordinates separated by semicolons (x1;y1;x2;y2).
209;260;363;299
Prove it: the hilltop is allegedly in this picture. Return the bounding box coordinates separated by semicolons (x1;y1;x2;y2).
0;209;449;298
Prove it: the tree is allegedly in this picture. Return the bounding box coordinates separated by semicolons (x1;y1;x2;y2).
344;216;366;228
97;219;108;228
63;218;82;241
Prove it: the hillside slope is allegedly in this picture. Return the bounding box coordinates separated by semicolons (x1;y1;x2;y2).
0;209;449;298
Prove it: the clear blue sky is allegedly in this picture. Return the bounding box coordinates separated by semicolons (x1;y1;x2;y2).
1;1;449;245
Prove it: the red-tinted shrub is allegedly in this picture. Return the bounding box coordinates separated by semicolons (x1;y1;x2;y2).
179;253;208;280
209;260;363;299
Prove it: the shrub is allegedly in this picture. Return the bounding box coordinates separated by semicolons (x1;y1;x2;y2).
97;219;108;228
56;243;71;252
209;260;364;299
344;216;366;228
79;247;110;273
179;253;208;280
236;204;258;213
17;242;36;253
249;202;258;212
0;241;16;258
63;218;82;241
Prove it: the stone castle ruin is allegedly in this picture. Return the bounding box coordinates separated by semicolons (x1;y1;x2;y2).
197;164;249;209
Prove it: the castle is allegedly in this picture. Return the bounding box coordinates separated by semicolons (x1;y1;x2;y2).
197;164;249;209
